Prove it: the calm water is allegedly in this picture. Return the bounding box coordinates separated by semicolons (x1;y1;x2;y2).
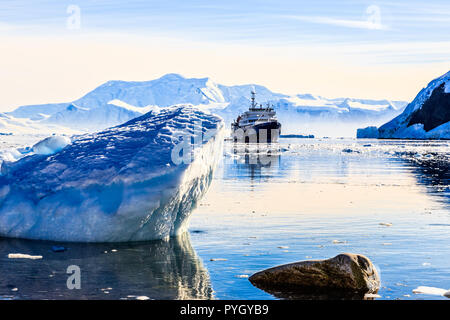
0;138;449;300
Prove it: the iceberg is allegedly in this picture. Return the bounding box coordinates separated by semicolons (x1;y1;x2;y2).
0;106;224;242
356;126;379;139
31;135;71;155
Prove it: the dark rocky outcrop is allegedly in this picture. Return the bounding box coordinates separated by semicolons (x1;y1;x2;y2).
378;71;450;139
249;253;380;300
408;83;450;132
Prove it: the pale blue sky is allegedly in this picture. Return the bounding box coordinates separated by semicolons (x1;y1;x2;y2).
2;0;449;49
0;0;449;110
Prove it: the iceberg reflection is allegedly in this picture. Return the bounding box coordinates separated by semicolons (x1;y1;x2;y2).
0;233;213;300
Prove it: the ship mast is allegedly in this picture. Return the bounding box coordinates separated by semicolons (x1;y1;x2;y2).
251;91;257;108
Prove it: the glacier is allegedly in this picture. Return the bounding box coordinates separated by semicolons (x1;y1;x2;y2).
0;106;224;242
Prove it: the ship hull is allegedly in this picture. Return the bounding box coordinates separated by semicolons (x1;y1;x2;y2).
232;121;281;143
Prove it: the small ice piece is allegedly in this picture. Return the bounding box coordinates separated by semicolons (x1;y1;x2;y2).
111;249;117;252
236;275;249;278
364;293;381;299
51;246;67;252
412;286;449;296
332;240;346;244
379;222;393;227
210;258;228;261
277;246;289;249
32;135;71;155
11;288;18;292
8;253;43;260
422;262;431;266
136;296;150;300
342;148;360;153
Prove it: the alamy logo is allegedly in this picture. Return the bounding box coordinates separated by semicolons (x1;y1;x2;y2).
66;265;81;289
365;5;382;30
66;5;81;30
171;121;218;165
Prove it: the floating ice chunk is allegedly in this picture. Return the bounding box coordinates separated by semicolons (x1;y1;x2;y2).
136;296;150;300
210;258;228;261
51;246;67;252
341;148;360;153
32;135;71;155
379;222;393;227
413;286;449;296
8;253;43;260
364;293;381;299
0;106;224;242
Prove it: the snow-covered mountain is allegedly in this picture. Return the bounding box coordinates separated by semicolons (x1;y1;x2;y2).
378;71;450;139
4;73;408;136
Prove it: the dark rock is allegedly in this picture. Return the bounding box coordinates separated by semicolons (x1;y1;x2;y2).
249;253;380;300
408;83;450;131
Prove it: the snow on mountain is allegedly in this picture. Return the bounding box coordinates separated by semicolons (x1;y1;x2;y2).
378;71;450;139
0;106;224;242
74;73;226;109
42;103;145;131
4;73;408;136
0;112;79;135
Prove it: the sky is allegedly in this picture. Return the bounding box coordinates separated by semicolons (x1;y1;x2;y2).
0;0;449;111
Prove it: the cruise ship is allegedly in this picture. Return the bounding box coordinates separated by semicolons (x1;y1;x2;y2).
231;91;281;143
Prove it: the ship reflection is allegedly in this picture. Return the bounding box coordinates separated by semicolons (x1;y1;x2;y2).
0;232;213;300
226;143;281;181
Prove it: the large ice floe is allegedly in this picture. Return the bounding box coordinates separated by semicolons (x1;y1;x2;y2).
0;106;224;242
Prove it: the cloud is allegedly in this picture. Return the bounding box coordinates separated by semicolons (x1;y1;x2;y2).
287;15;388;30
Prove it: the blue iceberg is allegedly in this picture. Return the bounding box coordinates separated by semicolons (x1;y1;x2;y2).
0;106;224;242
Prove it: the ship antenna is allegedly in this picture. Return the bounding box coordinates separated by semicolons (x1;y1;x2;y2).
251;90;256;108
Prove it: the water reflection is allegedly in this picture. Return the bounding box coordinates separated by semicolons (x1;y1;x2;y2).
0;233;213;300
249;286;373;300
406;155;450;207
225;143;281;181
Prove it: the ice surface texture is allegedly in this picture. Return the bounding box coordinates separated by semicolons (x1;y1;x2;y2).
0;106;224;242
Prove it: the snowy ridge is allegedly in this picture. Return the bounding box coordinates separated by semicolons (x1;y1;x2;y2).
0;106;224;242
4;74;408;137
0;112;81;135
